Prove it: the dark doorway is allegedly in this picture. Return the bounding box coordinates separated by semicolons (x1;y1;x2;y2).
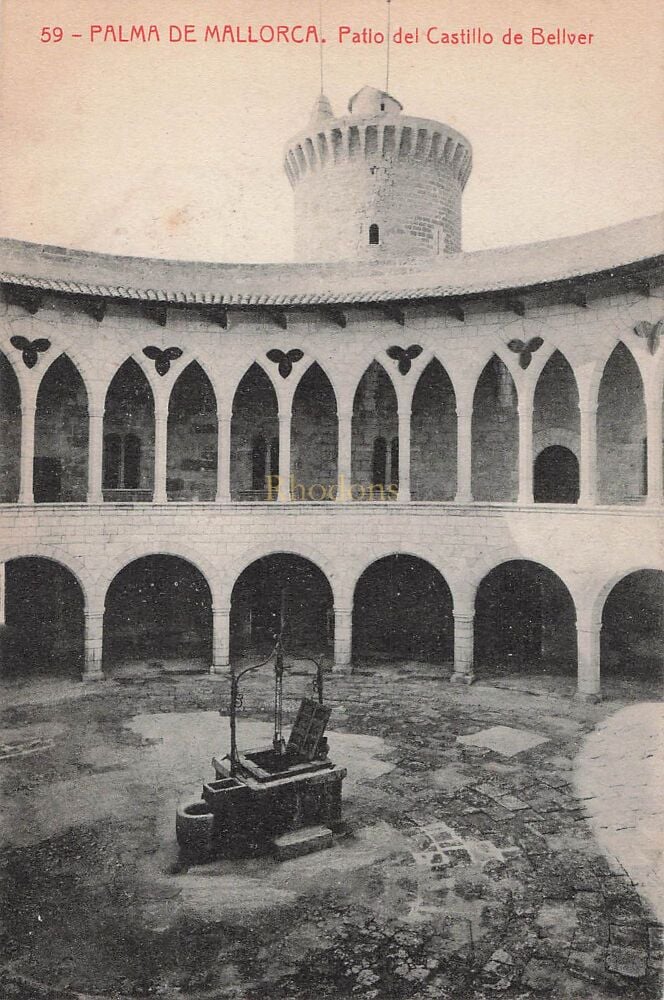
353;555;453;664
601;570;663;680
230;554;333;658
104;556;212;670
534;446;580;503
475;560;576;676
3;558;84;677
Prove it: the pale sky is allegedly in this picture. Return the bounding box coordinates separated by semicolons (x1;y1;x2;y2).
0;0;662;262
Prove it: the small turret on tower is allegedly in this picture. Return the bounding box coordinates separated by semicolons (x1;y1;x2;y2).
284;86;472;263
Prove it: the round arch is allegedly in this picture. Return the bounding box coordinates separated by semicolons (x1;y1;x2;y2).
474;559;577;678
600;569;663;681
98;544;220;609
230;552;334;658
352;553;453;665
534;446;579;504
103;554;213;670
2;556;85;678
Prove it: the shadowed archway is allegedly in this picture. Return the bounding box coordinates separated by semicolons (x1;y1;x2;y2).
2;557;84;677
35;355;89;502
103;359;154;501
103;555;212;670
411;358;457;500
230;554;333;658
474;560;576;677
351;362;398;501
597;344;646;504
231;364;279;501
353;555;453;665
472;356;518;501
601;570;663;682
167;361;218;501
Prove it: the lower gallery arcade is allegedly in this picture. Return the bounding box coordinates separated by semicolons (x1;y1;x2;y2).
0;544;661;701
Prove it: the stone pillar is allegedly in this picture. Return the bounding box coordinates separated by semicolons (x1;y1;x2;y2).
278;405;292;502
455;408;473;503
579;407;598;506
215;413;232;503
153;400;168;503
88;409;104;503
0;562;5;626
397;405;411;502
336;407;353;502
451;607;475;684
334;607;353;672
83;611;104;681
645;383;663;506
18;393;36;504
211;606;231;673
517;393;534;505
576;610;602;701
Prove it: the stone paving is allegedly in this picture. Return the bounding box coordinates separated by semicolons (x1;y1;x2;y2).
0;665;662;999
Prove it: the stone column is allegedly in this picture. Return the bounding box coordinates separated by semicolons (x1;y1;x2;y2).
153;400;168;503
211;606;231;673
0;562;5;626
579;407;598;506
451;603;475;684
336;407;353;502
87;409;104;503
645;383;663;506
18;392;36;505
455;407;473;503
576;609;602;701
278;405;292;502
215;413;232;503
517;392;534;505
333;607;353;672
83;611;104;681
397;405;411;502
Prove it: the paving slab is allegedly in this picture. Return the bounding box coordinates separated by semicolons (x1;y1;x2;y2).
457;724;550;756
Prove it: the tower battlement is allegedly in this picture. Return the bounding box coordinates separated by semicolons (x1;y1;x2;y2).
284;86;472;263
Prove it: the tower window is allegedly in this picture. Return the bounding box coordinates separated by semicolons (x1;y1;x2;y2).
369;224;380;245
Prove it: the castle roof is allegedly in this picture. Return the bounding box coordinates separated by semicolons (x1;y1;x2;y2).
0;214;662;309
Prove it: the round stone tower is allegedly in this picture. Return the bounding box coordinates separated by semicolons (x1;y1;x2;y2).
284;85;472;263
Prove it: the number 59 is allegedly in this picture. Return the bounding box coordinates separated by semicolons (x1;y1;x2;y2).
41;27;64;42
